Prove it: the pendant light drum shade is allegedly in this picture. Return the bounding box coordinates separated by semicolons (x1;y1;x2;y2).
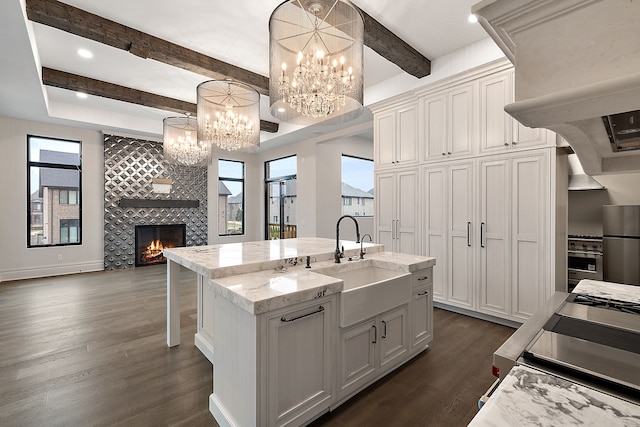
269;0;364;125
163;116;209;166
197;79;261;153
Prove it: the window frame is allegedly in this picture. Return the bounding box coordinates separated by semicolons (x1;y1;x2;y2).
264;155;297;240
27;135;82;248
218;159;245;237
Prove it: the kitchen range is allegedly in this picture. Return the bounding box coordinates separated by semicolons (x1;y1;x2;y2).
472;279;640;425
568;235;603;292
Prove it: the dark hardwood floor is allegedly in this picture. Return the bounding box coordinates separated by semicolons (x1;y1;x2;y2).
0;265;514;426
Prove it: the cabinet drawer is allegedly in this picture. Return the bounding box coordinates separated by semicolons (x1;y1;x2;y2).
412;268;432;288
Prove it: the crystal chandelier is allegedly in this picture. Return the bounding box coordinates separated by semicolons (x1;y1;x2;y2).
269;0;364;125
163;115;209;166
197;79;260;152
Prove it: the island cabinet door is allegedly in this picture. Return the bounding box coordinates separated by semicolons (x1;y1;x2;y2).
265;297;334;427
410;284;433;353
338;318;377;398
378;304;409;372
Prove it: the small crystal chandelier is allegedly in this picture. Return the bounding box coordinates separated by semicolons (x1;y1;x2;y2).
269;0;364;125
197;79;260;152
163;115;210;166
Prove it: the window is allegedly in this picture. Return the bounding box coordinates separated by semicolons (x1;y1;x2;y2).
265;155;297;240
60;219;80;243
341;155;374;216
27;136;82;247
218;159;244;236
59;190;78;204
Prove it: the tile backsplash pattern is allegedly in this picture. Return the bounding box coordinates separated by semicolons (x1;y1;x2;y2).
104;134;207;270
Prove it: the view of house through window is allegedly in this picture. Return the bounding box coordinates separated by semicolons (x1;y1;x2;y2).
265;156;297;240
341;155;374;216
27;136;82;247
218;159;244;236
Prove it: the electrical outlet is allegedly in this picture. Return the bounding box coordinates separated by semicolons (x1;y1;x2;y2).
57;253;63;261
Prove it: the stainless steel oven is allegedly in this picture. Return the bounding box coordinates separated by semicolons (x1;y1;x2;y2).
568;236;603;292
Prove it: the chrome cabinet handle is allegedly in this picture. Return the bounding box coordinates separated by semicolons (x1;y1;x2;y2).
382;320;387;339
480;222;485;248
281;305;324;322
372;325;377;343
467;221;471;247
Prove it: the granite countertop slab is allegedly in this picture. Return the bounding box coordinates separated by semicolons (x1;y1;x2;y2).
208;252;436;314
469;365;640;426
163;237;383;279
572;279;640;303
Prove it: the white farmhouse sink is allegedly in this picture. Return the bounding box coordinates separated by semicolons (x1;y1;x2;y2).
320;265;411;327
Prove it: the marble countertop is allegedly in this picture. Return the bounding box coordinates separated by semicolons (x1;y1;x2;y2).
470;365;640;426
164;237;435;314
163;237;383;279
572;279;640;303
208;252;436;314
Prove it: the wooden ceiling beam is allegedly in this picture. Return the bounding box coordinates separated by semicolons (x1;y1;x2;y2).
358;8;431;78
27;0;431;90
26;0;270;95
320;2;431;78
41;68;279;133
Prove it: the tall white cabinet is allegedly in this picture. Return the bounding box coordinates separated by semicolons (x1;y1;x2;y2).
374;96;420;255
371;58;566;324
375;169;418;255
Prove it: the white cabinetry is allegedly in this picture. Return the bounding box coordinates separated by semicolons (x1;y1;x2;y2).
422;83;475;161
265;298;334;426
424;151;551;323
410;269;433;353
375;168;418;255
479;69;513;154
478;151;549;321
374;101;418;168
210;294;336;427
338;304;409;399
479;68;554;153
423;161;475;308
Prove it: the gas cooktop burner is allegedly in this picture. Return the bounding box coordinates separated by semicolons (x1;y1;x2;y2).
569;293;640;315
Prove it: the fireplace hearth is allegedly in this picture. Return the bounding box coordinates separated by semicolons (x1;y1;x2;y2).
134;224;186;267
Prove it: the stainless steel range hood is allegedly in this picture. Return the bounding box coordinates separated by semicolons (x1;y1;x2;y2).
567;154;604;191
472;0;640;176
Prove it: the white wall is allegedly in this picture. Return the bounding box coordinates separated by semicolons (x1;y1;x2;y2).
0;116;104;282
568;172;640;236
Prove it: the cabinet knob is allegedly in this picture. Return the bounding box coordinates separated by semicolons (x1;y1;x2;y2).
442;153;446;156
512;141;517;145
447;152;451;155
504;142;509;146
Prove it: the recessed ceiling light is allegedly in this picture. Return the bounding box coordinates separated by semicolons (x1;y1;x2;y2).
468;14;478;23
76;92;88;99
77;48;93;59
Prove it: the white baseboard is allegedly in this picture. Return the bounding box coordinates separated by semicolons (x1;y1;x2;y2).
0;260;104;282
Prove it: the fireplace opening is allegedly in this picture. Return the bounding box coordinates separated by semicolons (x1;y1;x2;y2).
134;224;186;267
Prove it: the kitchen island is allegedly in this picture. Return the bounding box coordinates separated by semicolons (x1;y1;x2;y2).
164;237;436;426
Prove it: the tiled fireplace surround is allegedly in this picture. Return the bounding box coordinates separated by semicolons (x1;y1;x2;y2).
104;134;207;270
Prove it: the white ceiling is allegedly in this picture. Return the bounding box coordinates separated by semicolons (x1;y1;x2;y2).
0;0;490;147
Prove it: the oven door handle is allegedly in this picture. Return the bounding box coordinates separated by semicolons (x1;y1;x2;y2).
568;250;603;256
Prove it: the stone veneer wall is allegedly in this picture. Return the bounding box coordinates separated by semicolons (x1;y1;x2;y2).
104;134;207;270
